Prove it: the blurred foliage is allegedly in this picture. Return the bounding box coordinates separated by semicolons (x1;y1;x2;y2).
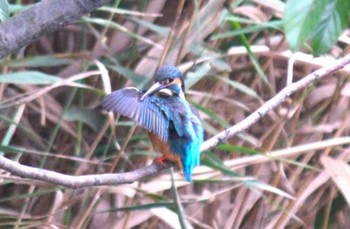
0;0;9;22
284;0;350;55
0;0;350;228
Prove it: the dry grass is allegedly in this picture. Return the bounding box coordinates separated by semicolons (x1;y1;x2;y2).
0;0;350;228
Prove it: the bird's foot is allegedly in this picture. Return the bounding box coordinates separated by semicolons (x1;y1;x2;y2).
155;156;181;171
155;156;168;166
155;157;177;169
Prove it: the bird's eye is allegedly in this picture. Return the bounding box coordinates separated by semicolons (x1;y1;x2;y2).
163;78;174;85
166;78;174;84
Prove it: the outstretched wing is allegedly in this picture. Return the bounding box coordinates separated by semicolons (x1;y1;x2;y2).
100;88;186;142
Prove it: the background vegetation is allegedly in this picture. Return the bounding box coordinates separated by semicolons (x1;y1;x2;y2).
0;0;350;228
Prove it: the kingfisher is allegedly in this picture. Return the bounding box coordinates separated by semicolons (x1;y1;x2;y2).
101;65;203;181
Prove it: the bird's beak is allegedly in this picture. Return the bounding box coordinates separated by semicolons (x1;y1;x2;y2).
140;82;164;101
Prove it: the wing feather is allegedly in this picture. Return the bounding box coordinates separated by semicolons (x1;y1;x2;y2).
101;88;188;142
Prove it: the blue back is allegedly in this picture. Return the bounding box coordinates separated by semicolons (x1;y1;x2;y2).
168;97;203;181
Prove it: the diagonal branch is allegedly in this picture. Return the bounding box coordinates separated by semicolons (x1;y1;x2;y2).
1;54;350;188
0;0;110;59
201;54;350;152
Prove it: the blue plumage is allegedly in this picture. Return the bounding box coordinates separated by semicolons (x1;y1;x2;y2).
101;65;203;181
168;98;203;181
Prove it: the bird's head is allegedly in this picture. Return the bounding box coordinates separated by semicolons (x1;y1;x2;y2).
140;65;185;101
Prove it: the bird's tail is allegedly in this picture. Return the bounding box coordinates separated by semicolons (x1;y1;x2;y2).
181;151;200;182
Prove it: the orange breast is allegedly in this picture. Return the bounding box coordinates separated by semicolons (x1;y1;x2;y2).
148;132;179;162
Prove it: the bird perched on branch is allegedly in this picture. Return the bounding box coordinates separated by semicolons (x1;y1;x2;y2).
101;65;203;181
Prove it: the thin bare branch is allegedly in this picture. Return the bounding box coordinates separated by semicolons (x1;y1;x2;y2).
0;155;173;188
200;53;350;152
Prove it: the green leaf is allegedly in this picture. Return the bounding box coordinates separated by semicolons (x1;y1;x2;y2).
5;55;72;67
245;179;294;199
9;4;31;13
185;63;210;89
189;42;232;71
202;152;293;199
230;21;270;86
284;0;325;51
216;144;261;155
219;77;261;100
285;0;350;55
106;64;149;88
99;202;175;212
0;105;25;156
212;20;283;40
0;0;9;22
0;188;56;203
190;102;230;128
202;151;242;177
0;71;62;85
63;107;105;132
170;168;187;229
0;144;60;158
128;17;169;37
311;0;350;55
82;17;162;49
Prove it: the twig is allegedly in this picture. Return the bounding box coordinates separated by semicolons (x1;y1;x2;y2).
0;53;350;188
200;53;350;152
157;0;185;68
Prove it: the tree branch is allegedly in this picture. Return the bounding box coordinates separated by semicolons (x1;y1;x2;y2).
200;53;350;152
0;54;349;188
0;154;174;188
0;0;110;59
